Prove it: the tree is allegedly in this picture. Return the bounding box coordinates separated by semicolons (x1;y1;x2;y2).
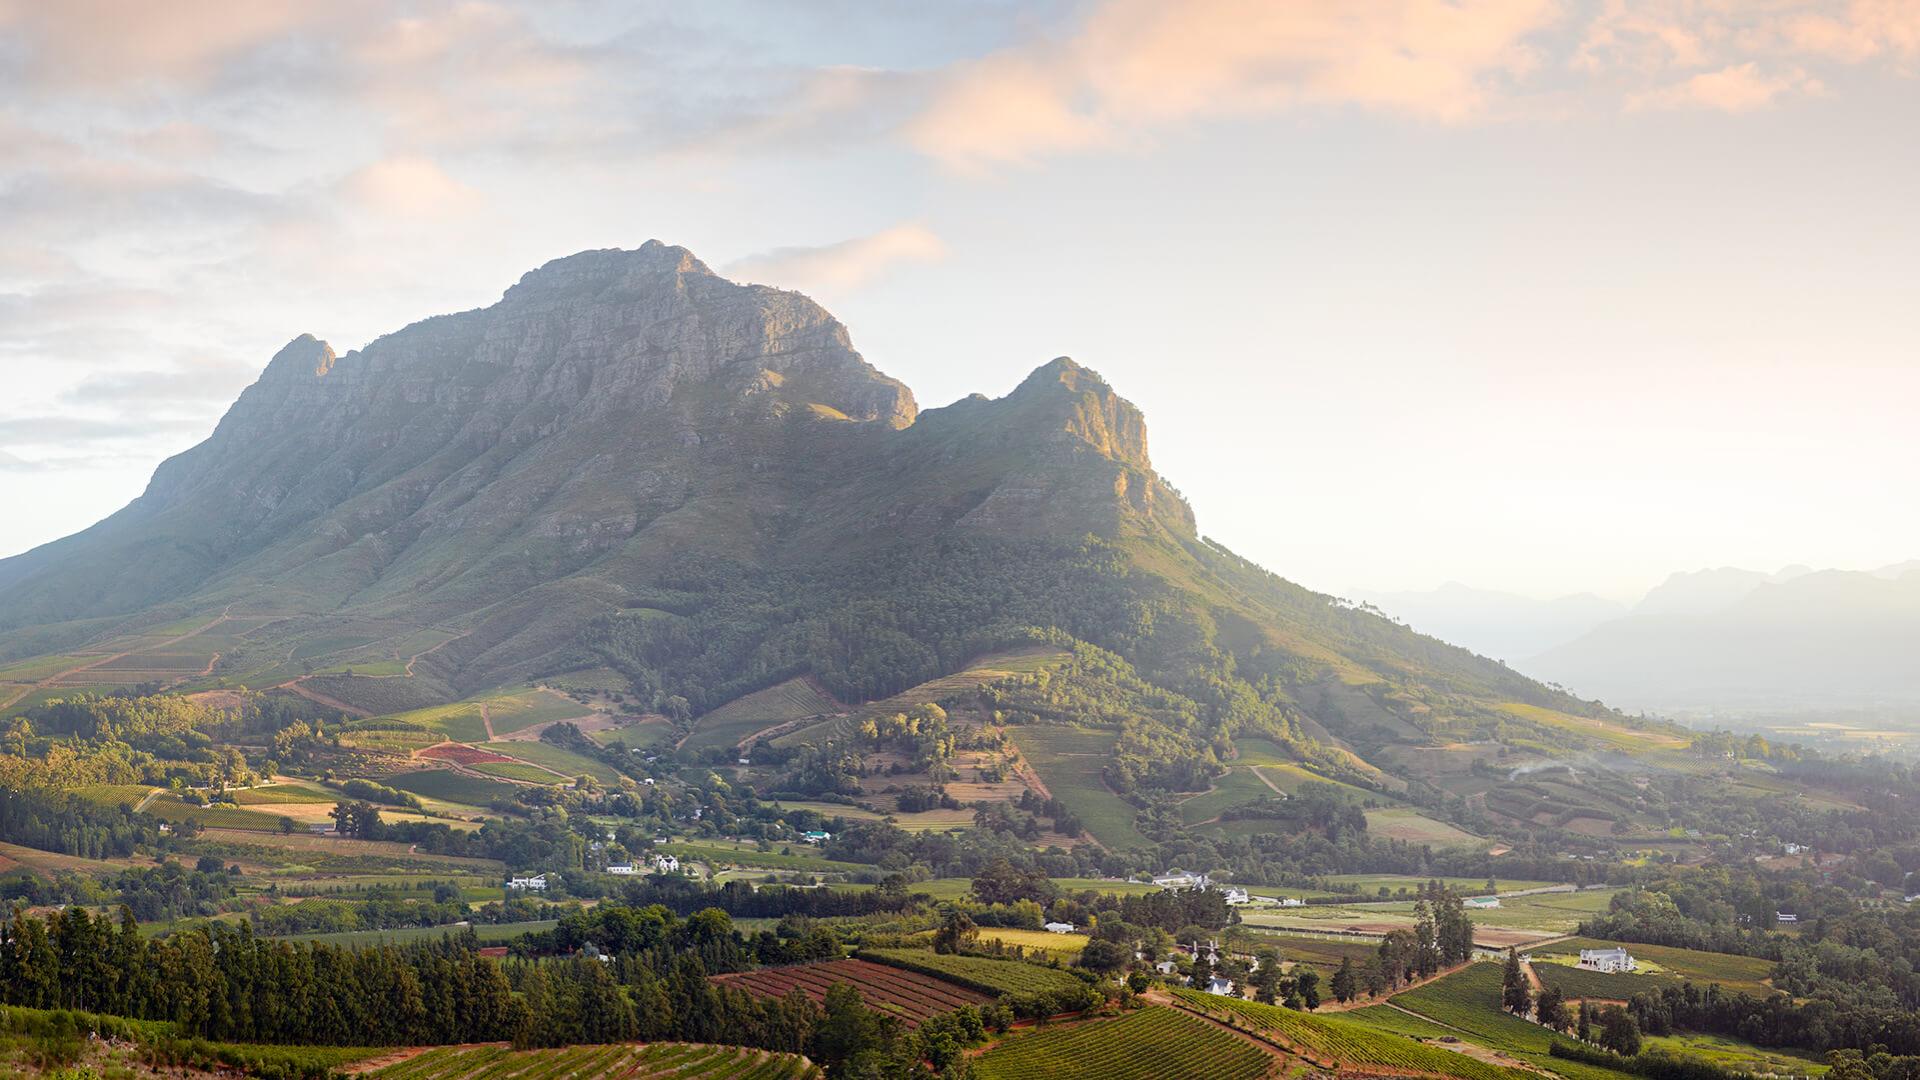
1331;956;1357;1003
1536;985;1569;1032
1295;968;1321;1010
1502;950;1532;1016
1596;1007;1642;1056
932;903;976;955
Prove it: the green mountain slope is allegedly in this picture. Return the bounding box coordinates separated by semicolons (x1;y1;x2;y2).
0;243;1683;837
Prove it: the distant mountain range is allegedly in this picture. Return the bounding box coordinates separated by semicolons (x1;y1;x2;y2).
1367;563;1920;715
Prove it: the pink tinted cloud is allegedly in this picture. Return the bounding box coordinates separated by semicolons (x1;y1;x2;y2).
908;0;1561;169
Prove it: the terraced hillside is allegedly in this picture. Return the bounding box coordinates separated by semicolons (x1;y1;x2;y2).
364;1042;820;1080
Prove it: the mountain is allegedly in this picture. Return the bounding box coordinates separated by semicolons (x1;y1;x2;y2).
1525;564;1920;711
1353;583;1626;662
0;242;1673;837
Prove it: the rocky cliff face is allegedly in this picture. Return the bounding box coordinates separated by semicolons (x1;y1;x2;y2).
0;244;1192;675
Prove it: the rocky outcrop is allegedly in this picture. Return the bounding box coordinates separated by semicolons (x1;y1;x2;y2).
0;244;1189;668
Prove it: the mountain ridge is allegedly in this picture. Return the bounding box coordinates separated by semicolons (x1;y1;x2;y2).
0;244;1649;821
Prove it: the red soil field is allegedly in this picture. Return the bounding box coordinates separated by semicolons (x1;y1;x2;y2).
418;743;515;765
712;958;989;1027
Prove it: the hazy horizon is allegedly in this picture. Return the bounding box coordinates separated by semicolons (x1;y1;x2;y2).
5;1;1918;600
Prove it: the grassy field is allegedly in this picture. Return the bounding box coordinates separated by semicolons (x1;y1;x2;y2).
974;1005;1271;1080
1176;766;1277;825
1645;1033;1826;1076
1364;807;1487;848
1530;962;1672;1001
471;760;565;783
684;676;842;751
483;688;593;736
385;700;490;743
1392;963;1561;1054
1172;990;1531;1080
1532;937;1775;995
480;740;622;783
860;948;1087;995
1007;725;1151;850
972;927;1087;959
385;769;519;806
71;783;159;810
231;782;338;804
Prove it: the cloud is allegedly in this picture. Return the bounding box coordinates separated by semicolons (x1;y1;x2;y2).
907;0;1561;169
336;155;483;217
0;415;209;447
0;450;47;473
60;357;259;406
725;225;948;293
1630;62;1824;112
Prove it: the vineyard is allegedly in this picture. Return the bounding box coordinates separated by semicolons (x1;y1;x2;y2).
365;1042;820;1080
974;1005;1271;1080
858;949;1087;996
1391;963;1563;1054
711;958;990;1026
1168;990;1531;1080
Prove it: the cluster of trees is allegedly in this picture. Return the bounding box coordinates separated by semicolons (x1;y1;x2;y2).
0;859;238;922
1627;981;1920;1057
0;787;167;860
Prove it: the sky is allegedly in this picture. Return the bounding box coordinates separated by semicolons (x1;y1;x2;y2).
1;0;1917;603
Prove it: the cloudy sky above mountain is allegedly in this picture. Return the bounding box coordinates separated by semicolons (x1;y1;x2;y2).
2;0;1916;598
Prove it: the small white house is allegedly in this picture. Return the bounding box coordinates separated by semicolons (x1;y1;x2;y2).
1578;947;1635;973
652;853;681;873
1044;921;1076;934
1278;896;1305;908
1223;887;1250;906
607;864;637;875
801;830;832;844
1155;959;1180;975
1777;912;1799;923
1205;975;1236;996
1464;896;1501;909
1783;842;1806;855
508;874;548;891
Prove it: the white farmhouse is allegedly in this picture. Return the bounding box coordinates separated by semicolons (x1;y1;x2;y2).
651;853;681;873
1578;947;1635;973
1152;869;1212;890
1044;921;1077;934
1223;887;1251;906
508;874;548;891
607;864;637;875
1205;974;1236;996
1278;897;1305;908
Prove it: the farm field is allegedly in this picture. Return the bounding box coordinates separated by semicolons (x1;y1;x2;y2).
186;827;503;869
482;688;594;735
278;919;558;946
478;740;621;783
1644;1032;1826;1077
660;841;866;874
1530;961;1673;1001
1531;938;1775;995
711;958;989;1027
1170;990;1530;1080
684;676;842;751
1176;766;1276;825
1364;807;1487;849
384;701;491;743
973;1005;1270;1080
859;948;1087;996
1321;875;1555;896
764;800;889;822
230;782;338;804
971;927;1087;959
1391;963;1562;1055
772;648;1068;750
384;769;519;806
1007;725;1152;850
471;760;566;783
143;794;287;831
366;1041;820;1080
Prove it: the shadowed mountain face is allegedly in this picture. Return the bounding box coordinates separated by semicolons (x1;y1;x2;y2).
0;243;1604;767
